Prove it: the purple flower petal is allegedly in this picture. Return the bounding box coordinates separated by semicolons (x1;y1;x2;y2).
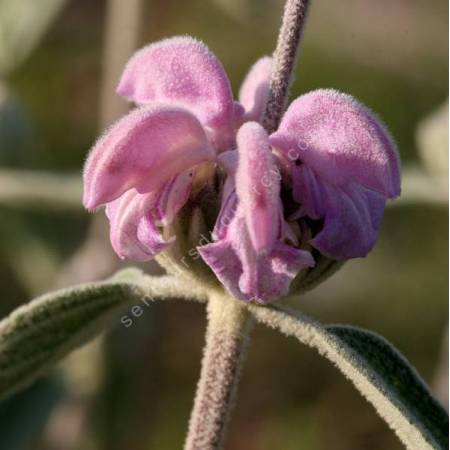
137;215;174;256
116;36;236;145
293;165;386;259
155;169;193;226
212;189;238;240
236;122;281;254
105;189;172;261
270;89;401;198
238;56;272;122
217;149;238;175
291;164;328;219
199;214;314;303
83;104;213;210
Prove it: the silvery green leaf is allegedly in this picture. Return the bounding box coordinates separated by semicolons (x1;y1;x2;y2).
328;325;448;449
0;269;197;401
248;304;448;450
0;0;67;75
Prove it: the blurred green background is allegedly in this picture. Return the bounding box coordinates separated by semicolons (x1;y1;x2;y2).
0;0;447;449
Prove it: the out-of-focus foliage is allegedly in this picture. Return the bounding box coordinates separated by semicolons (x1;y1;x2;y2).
0;0;67;76
417;99;449;186
0;376;64;450
0;84;33;166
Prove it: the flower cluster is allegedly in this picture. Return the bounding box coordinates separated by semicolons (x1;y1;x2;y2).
83;36;400;303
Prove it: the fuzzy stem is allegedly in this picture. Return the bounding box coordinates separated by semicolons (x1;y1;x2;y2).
185;2;311;447
262;0;311;133
184;294;253;450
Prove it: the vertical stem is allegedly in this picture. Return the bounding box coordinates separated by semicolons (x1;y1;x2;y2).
184;294;253;450
262;0;311;133
185;2;312;448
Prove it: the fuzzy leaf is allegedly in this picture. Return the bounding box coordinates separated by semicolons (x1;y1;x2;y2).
248;304;448;450
328;325;448;448
0;269;199;401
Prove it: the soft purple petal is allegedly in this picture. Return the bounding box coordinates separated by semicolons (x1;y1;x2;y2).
137;215;174;255
214;150;239;240
199;214;314;303
198;236;243;300
105;190;171;261
212;189;238;240
155;169;193;226
217;149;238;175
312;185;385;259
238;56;272;122
232;101;246;126
293;165;386;259
117;36;235;136
291;164;328;219
83;104;213;209
236;122;281;254
270;89;401;198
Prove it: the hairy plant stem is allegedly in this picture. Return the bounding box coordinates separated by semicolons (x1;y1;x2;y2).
184;293;253;450
184;2;311;448
262;0;311;133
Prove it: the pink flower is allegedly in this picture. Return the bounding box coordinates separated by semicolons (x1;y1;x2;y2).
199;123;315;303
199;90;400;302
83;35;401;303
83;36;268;261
